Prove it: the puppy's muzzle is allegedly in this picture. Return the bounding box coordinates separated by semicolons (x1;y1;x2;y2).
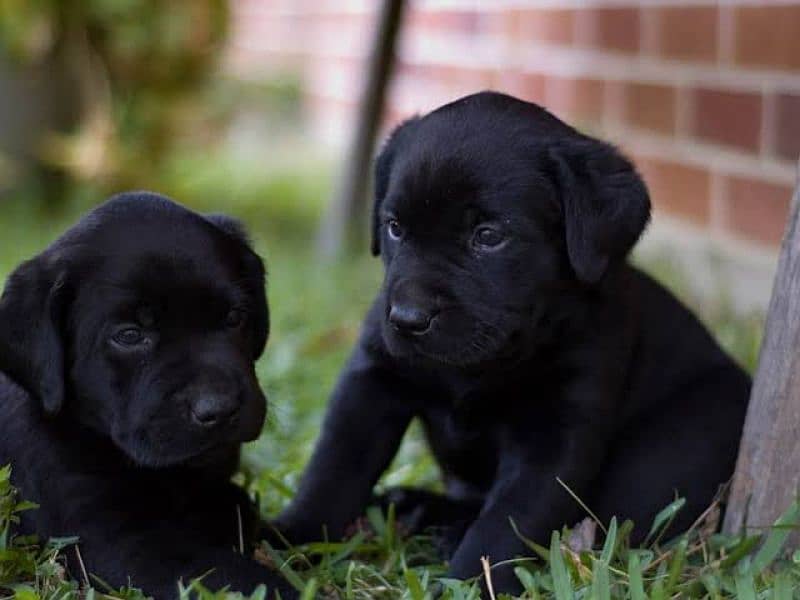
189;391;240;428
389;303;437;335
175;381;243;429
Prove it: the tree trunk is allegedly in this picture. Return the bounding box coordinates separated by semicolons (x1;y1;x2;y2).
723;159;800;540
318;0;407;257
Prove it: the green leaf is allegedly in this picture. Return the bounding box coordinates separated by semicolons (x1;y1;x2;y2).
734;572;757;600
590;559;610;600
298;578;317;600
366;505;385;537
345;560;355;600
663;537;688;595
12;501;39;514
645;498;686;544
404;568;425;600
599;517;617;564
590;517;616;600
649;562;667;600
771;569;792;600
720;535;761;569
549;531;573;600
259;541;305;591
627;553;646;600
509;518;549;560
700;574;721;600
13;588;39;600
514;567;539;598
750;499;800;575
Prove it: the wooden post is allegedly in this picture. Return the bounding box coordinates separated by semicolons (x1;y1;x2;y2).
724;159;800;539
318;0;407;257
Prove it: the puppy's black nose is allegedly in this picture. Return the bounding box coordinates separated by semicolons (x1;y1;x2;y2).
189;393;239;428
389;304;435;335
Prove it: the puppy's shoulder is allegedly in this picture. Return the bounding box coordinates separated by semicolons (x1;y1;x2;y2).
0;372;44;445
621;264;744;377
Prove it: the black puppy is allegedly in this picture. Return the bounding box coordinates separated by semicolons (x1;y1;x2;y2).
275;92;751;593
0;193;295;599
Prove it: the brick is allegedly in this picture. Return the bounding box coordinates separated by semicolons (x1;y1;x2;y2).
775;93;800;162
577;7;641;54
651;6;718;62
409;9;483;35
408;8;507;38
397;63;495;91
545;76;605;122
636;158;711;225
733;6;800;70
690;88;762;152
496;72;546;105
623;83;677;134
514;9;575;45
724;176;792;245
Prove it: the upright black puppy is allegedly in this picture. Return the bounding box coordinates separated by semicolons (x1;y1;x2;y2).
0;193;295;599
275;92;751;593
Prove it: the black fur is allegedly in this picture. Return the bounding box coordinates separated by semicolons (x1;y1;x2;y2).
275;92;751;594
0;192;294;599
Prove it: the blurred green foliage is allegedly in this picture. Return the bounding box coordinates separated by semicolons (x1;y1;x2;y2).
0;0;231;192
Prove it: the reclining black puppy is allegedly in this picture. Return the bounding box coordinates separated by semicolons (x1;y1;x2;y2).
0;193;295;599
274;92;752;593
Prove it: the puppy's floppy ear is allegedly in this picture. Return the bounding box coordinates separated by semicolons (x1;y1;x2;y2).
0;254;69;415
205;213;251;244
549;137;650;283
372;117;420;256
205;213;270;359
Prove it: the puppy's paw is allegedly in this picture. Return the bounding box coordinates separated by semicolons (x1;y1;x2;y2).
373;487;441;534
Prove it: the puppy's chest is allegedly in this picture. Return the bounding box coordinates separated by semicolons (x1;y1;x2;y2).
417;379;566;488
418;402;501;489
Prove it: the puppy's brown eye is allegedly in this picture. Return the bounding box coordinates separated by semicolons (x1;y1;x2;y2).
473;226;506;249
113;327;145;346
225;308;244;328
387;219;403;240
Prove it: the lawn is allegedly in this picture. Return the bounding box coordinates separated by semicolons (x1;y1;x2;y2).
0;152;796;599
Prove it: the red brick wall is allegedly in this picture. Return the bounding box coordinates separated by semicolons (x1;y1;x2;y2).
228;0;799;252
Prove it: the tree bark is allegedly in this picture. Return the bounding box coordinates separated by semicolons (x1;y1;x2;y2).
318;0;407;257
724;159;800;540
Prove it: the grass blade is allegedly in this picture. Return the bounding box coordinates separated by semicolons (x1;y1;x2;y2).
404;568;425;600
599;518;618;563
259;541;306;591
299;578;318;600
627;552;646;600
589;517;616;600
750;498;800;575
734;572;757;600
590;558;610;600
663;537;688;595
645;498;686;545
549;531;573;600
719;535;761;569
772;569;792;600
514;567;540;599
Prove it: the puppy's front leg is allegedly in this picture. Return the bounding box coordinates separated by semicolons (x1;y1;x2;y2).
274;345;416;543
448;421;610;594
70;523;297;599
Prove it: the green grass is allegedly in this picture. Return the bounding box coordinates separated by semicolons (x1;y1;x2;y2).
0;155;796;599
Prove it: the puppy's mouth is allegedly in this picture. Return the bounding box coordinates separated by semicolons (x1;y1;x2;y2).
382;315;515;369
113;414;263;469
116;434;225;469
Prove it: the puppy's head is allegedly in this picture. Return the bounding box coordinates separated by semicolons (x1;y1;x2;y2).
0;192;269;467
372;91;650;367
